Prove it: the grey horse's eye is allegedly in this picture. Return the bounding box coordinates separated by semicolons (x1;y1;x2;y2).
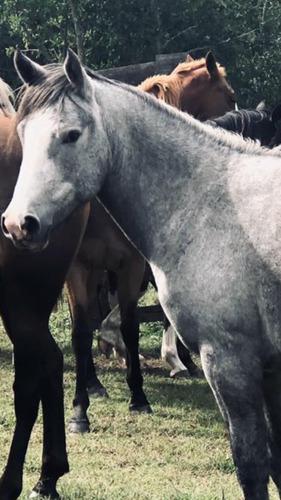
61;129;81;144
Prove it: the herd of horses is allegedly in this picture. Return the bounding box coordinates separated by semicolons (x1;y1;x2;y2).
0;49;281;499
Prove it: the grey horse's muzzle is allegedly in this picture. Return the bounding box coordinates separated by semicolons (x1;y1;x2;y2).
1;210;49;251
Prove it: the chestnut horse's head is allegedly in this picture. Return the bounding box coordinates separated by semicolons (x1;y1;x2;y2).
140;52;236;120
171;52;236;120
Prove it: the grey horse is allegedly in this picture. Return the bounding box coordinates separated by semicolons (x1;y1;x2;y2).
3;49;281;499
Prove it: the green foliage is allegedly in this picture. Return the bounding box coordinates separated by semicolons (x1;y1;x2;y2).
1;0;281;107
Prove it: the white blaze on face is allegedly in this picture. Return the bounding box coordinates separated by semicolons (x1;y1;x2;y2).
18;108;56;170
10;109;62;214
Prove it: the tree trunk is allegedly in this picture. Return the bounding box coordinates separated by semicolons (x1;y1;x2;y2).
150;0;162;54
68;0;85;63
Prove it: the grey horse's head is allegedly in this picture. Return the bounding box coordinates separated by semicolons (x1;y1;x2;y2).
2;49;110;251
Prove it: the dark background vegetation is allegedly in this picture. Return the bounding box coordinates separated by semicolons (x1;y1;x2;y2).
1;0;281;108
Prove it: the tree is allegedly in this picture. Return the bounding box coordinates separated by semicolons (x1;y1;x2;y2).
1;0;281;107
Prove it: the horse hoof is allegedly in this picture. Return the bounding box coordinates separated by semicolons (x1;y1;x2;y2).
129;403;153;414
170;368;190;378
30;479;60;499
30;491;60;499
68;418;90;434
88;384;109;398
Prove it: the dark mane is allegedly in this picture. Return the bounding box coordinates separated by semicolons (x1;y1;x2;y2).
207;108;276;146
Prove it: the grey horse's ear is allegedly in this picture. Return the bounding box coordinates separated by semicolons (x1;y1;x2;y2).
64;49;91;97
206;51;219;80
14;50;47;85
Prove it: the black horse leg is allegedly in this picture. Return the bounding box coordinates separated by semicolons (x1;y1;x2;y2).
176;336;203;377
87;276;110;397
118;256;152;413
120;301;152;413
150;269;201;378
0;321;68;500
0;343;41;500
67;264;107;433
31;333;69;499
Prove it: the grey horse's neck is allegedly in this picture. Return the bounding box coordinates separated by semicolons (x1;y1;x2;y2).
93;78;279;263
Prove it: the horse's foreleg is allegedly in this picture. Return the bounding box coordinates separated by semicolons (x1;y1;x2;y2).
31;332;69;499
200;343;269;500
66;263;107;433
117;254;152;413
0;342;41;500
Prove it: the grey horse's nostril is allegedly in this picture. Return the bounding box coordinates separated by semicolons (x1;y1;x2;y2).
21;215;41;236
1;215;9;236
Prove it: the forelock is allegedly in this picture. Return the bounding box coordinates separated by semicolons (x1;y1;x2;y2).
16;64;74;124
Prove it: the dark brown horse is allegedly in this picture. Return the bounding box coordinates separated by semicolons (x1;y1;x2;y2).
0;109;89;498
66;52;237;433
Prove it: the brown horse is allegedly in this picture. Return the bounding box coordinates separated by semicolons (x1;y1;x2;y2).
66;51;237;432
0;100;89;497
139;52;236;119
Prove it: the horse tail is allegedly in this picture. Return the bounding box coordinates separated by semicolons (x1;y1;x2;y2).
0;78;16;116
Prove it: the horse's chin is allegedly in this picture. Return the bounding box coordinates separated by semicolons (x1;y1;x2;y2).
9;235;50;253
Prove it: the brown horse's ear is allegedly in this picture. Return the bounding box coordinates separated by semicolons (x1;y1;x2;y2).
186;54;194;62
206;51;219;80
14;50;47;85
149;83;165;99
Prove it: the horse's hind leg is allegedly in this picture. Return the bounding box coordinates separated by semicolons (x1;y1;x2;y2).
117;253;152;413
263;366;281;496
67;262;107;433
86;272;110;393
200;344;269;499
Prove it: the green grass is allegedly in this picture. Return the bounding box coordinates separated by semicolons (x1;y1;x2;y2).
0;293;279;499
